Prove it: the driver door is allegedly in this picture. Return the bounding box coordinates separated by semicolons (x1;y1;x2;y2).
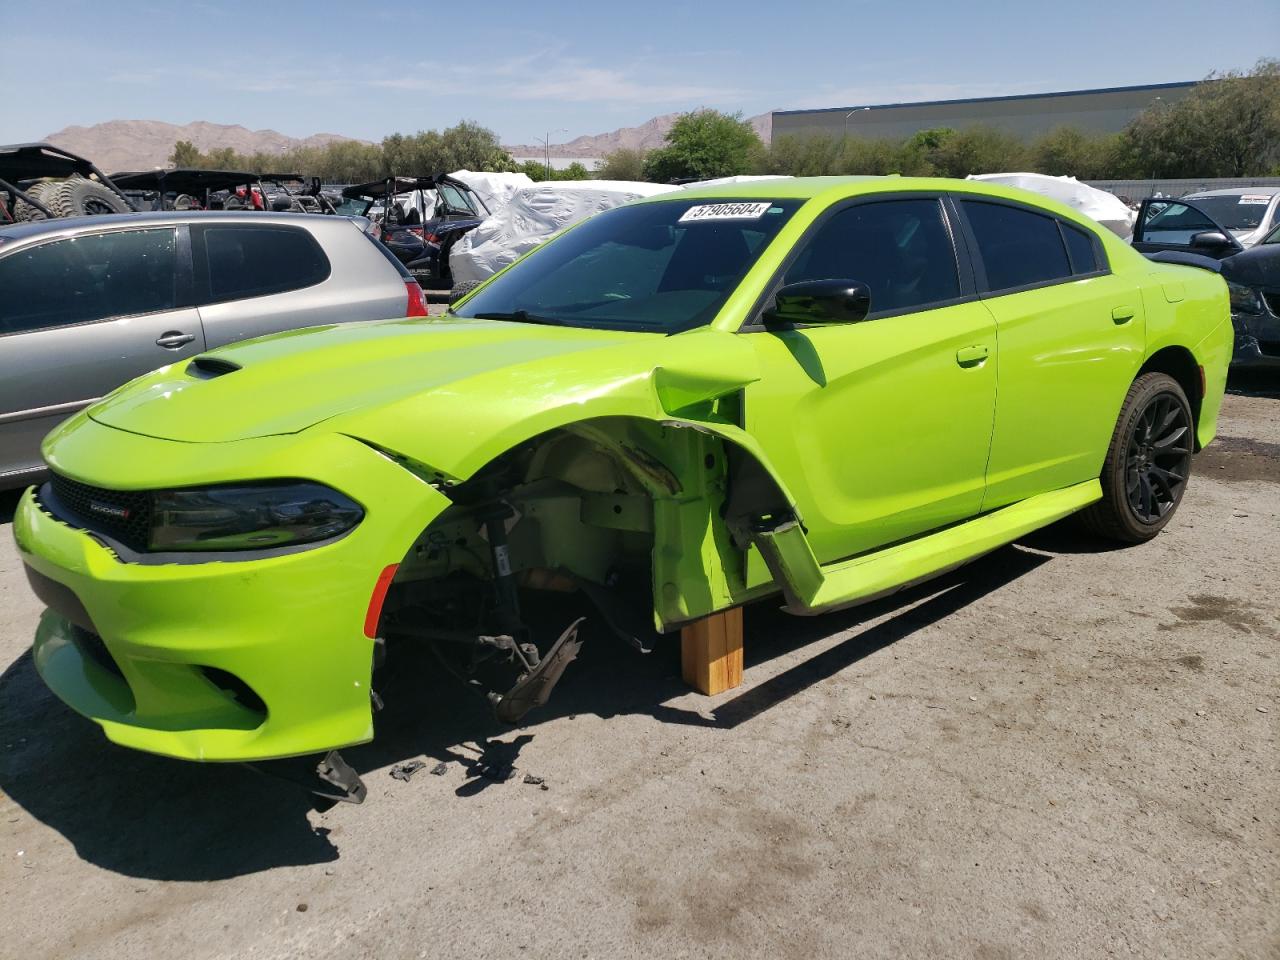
1131;198;1243;260
742;196;997;568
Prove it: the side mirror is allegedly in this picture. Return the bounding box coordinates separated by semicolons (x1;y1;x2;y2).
763;280;871;327
1190;230;1234;252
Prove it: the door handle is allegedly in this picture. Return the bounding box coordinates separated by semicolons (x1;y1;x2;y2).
1111;306;1136;324
955;345;989;368
156;331;196;349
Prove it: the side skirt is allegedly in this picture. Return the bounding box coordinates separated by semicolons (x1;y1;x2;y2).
750;480;1101;616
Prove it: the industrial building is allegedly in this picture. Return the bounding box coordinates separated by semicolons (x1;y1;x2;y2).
771;81;1198;141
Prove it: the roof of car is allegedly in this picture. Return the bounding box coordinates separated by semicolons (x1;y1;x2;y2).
1184;187;1280;198
342;175;466;199
110;169;266;193
654;175;1101;207
0;142;100;182
0;210;352;244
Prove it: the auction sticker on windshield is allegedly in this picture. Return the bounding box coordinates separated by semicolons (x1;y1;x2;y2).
679;202;773;223
1239;195;1271;204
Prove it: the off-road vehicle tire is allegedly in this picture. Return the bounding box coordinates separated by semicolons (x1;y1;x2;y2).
449;280;483;304
13;180;57;221
1080;372;1194;544
41;175;131;218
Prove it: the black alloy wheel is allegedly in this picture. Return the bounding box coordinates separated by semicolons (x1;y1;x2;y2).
1125;391;1192;523
1080;371;1196;544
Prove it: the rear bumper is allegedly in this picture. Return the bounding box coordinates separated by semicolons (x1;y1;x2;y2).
13;426;450;762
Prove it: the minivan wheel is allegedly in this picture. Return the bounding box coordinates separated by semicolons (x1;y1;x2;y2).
1081;372;1194;544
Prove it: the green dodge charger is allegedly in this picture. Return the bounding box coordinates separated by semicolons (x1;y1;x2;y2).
14;177;1231;800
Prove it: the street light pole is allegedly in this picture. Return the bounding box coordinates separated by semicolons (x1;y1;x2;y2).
533;129;567;180
843;106;870;139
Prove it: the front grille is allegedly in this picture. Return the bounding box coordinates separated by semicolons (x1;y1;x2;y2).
1264;292;1280;317
46;473;152;552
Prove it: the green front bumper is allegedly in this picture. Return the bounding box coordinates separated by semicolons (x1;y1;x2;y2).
13;424;449;762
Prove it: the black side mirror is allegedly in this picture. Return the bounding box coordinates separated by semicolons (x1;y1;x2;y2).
1190;230;1234;253
763;280;871;327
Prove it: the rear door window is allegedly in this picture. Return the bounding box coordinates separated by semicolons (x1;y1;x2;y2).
960;200;1072;293
198;224;329;304
0;228;178;335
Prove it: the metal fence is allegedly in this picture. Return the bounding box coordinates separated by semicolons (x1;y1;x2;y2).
1085;177;1280;200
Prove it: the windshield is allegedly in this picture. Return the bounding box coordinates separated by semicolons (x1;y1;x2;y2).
452;197;804;333
1184;194;1273;231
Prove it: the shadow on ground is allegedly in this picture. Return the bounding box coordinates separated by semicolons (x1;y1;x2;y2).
0;543;1053;881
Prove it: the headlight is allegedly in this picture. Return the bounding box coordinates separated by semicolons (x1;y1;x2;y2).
149;481;363;552
1227;281;1262;314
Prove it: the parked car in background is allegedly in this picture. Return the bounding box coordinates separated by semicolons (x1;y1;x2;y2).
1180;187;1280;249
0;211;426;487
12;178;1230;805
1133;196;1280;369
0;142;135;223
341;175;489;287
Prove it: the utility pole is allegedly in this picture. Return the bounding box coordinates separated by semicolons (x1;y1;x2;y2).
533;129;567;180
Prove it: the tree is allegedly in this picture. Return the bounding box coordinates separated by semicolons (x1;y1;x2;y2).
1028;127;1119;179
596;147;647;181
1116;59;1280;177
168;140;202;167
928;126;1027;178
642;110;762;182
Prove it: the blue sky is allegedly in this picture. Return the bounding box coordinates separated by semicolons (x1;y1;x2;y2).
2;0;1277;145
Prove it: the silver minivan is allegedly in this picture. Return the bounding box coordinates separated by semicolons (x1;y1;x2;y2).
0;211;427;488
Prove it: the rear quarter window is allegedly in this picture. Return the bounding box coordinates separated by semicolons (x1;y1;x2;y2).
1060;222;1103;275
198;224;330;304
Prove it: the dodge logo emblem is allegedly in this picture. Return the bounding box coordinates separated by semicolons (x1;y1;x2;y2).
88;501;130;521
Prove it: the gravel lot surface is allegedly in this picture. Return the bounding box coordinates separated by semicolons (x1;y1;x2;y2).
0;381;1275;960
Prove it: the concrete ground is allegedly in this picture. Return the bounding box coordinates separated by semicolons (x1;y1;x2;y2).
0;381;1276;960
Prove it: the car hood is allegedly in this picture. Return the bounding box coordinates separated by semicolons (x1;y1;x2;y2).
1221;243;1280;288
86;317;759;454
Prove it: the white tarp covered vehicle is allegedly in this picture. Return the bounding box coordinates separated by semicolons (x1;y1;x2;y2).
449;180;681;286
967;172;1136;238
447;170;534;217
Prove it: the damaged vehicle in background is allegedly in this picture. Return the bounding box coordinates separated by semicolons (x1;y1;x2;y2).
1133;196;1280;370
1179;187;1280;249
14;177;1230;807
341;175;489;288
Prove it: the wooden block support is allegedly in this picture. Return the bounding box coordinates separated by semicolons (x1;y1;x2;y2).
681;606;743;695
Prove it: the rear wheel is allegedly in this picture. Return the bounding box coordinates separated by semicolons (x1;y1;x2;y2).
1081;372;1194;543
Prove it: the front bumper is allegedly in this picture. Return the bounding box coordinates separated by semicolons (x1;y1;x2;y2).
13;422;450;762
1231;307;1280;369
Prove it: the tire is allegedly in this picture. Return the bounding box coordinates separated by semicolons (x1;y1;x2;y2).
1080;372;1194;544
13;180;56;221
41;175;131;218
449;280;483;304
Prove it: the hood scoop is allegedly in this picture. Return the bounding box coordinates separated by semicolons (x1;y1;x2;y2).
187;355;242;379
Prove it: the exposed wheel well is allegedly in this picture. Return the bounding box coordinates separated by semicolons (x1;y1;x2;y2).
1137;346;1203;450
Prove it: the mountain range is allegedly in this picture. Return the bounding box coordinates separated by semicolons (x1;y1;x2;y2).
43;113;774;172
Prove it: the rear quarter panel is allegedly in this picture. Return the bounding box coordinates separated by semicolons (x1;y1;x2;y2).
1136;260;1231;448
